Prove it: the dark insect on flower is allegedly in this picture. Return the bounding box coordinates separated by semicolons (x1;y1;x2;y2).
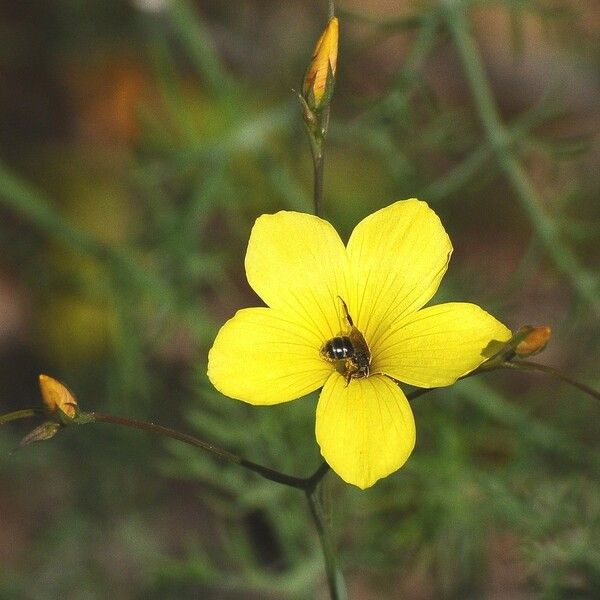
321;297;371;385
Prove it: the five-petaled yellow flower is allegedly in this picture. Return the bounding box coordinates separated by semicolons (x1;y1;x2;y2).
208;200;511;489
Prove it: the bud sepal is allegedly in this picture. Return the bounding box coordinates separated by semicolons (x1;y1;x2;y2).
481;325;551;368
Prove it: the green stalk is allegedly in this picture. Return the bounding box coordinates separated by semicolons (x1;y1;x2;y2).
0;409;44;426
442;0;599;316
306;489;348;600
302;5;346;597
311;136;326;217
328;0;335;19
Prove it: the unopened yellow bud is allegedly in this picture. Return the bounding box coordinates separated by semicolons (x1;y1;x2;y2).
303;17;338;110
515;326;552;357
39;374;78;420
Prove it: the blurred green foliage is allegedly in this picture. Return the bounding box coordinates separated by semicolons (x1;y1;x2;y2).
0;0;598;598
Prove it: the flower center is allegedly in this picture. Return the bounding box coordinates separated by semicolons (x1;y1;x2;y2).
319;296;371;384
320;331;371;384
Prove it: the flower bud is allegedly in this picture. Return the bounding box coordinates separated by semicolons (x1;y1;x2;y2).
302;17;338;111
515;326;552;357
39;374;78;421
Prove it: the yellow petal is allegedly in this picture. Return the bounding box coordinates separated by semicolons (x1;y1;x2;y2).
373;303;512;387
245;211;349;342
346;199;452;351
207;307;332;405
316;373;416;489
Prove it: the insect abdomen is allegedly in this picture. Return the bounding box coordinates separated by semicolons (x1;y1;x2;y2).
321;336;354;360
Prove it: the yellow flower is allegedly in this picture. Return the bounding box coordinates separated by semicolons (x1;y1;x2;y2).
302;17;339;109
208;200;511;489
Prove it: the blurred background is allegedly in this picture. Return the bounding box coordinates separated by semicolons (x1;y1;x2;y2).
0;0;598;598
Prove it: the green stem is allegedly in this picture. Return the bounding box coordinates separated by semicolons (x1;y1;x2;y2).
443;0;599;316
0;408;44;425
305;461;331;493
304;9;338;595
312;138;325;217
328;0;335;19
306;489;348;600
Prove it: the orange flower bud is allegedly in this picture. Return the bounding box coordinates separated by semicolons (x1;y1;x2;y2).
515;326;552;357
303;17;339;110
39;374;78;420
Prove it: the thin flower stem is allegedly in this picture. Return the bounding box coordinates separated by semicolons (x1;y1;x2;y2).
443;0;600;316
327;0;335;19
405;359;600;405
90;412;313;490
312;140;325;218
505;360;600;401
306;489;348;600
305;460;331;493
305;8;338;596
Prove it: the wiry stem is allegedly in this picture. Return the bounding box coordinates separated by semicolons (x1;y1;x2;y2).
312;138;325;218
91;412;324;490
402;358;600;406
90;413;340;599
506;360;600;401
307;488;348;600
303;5;341;597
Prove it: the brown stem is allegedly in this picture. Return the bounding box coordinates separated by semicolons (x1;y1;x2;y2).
506;360;600;401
